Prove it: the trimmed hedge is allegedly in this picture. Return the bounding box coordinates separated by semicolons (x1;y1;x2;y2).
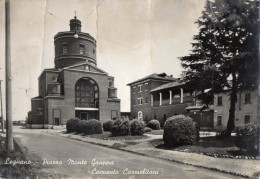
111;118;130;136
76;119;103;135
66;118;80;133
235;123;259;152
130;119;145;136
103;120;114;131
147;119;161;130
163;115;198;147
76;120;88;134
144;127;152;132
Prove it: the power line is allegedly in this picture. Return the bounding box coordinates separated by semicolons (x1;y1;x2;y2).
97;35;144;51
28;0;68;25
82;0;105;23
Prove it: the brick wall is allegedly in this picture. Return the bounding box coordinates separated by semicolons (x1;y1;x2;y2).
31;99;43;124
44;69;120;125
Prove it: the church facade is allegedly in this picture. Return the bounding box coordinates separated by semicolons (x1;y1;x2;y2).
28;17;120;128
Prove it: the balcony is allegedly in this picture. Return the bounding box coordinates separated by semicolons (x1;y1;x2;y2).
152;96;194;107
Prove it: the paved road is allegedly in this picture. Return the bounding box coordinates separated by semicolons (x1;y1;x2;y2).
14;127;242;179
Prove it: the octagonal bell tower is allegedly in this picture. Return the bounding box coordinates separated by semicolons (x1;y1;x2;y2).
54;16;97;69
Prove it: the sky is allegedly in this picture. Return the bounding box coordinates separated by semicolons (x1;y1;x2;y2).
0;0;206;121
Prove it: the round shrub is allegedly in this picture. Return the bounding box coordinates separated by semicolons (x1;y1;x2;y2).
144;127;152;132
66;118;80;133
76;120;88;134
111;118;130;136
235;123;259;152
163;115;198;147
84;119;103;135
76;119;103;135
130;119;145;136
147;119;161;130
103;120;114;131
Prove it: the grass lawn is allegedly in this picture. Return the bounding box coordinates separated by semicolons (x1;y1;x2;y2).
85;131;148;140
151;136;257;158
0;135;37;178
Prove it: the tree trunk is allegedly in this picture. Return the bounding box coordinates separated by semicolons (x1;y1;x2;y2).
226;72;237;137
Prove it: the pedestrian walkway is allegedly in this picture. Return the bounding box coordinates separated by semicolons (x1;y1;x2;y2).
43;130;260;178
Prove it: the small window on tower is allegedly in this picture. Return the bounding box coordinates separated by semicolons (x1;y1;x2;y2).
80;44;85;54
62;44;68;54
93;49;96;54
85;65;90;71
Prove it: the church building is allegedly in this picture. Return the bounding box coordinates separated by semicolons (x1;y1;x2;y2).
28;16;120;128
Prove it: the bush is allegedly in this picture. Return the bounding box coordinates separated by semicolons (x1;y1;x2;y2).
85;119;103;135
76;119;103;135
103;120;114;131
130;119;145;136
111;118;130;136
66;118;80;133
144;127;152;132
147;119;161;130
163;115;198;147
76;120;88;134
235;123;259;152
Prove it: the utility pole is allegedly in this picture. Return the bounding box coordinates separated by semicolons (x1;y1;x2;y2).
5;0;13;151
0;80;4;133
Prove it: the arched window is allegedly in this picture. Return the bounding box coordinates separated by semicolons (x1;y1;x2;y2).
138;111;143;120
75;78;98;108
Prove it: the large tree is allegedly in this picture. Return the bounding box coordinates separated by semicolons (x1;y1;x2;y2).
180;0;259;136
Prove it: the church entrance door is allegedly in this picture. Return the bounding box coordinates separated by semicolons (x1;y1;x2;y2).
80;112;87;120
76;110;99;120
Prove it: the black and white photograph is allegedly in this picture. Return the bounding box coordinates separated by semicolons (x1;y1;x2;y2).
0;0;259;178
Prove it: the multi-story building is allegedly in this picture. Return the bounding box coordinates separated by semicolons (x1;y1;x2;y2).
127;73;204;125
127;73;176;123
28;16;120;128
150;81;195;125
214;89;260;130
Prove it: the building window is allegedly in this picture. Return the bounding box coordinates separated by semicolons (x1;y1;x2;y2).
145;97;148;103
138;111;143;120
173;94;180;98
62;44;68;54
138;85;143;92
138;97;143;105
133;86;136;94
93;48;96;54
133;99;136;105
145;83;148;91
75;79;98;108
217;96;222;106
111;110;118;120
80;44;85;54
154;114;157;119
245;92;251;104
244;114;251;124
217;116;222;126
183;92;191;97
85;65;90;71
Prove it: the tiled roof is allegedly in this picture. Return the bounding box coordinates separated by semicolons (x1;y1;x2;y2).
127;73;176;86
150;81;185;92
